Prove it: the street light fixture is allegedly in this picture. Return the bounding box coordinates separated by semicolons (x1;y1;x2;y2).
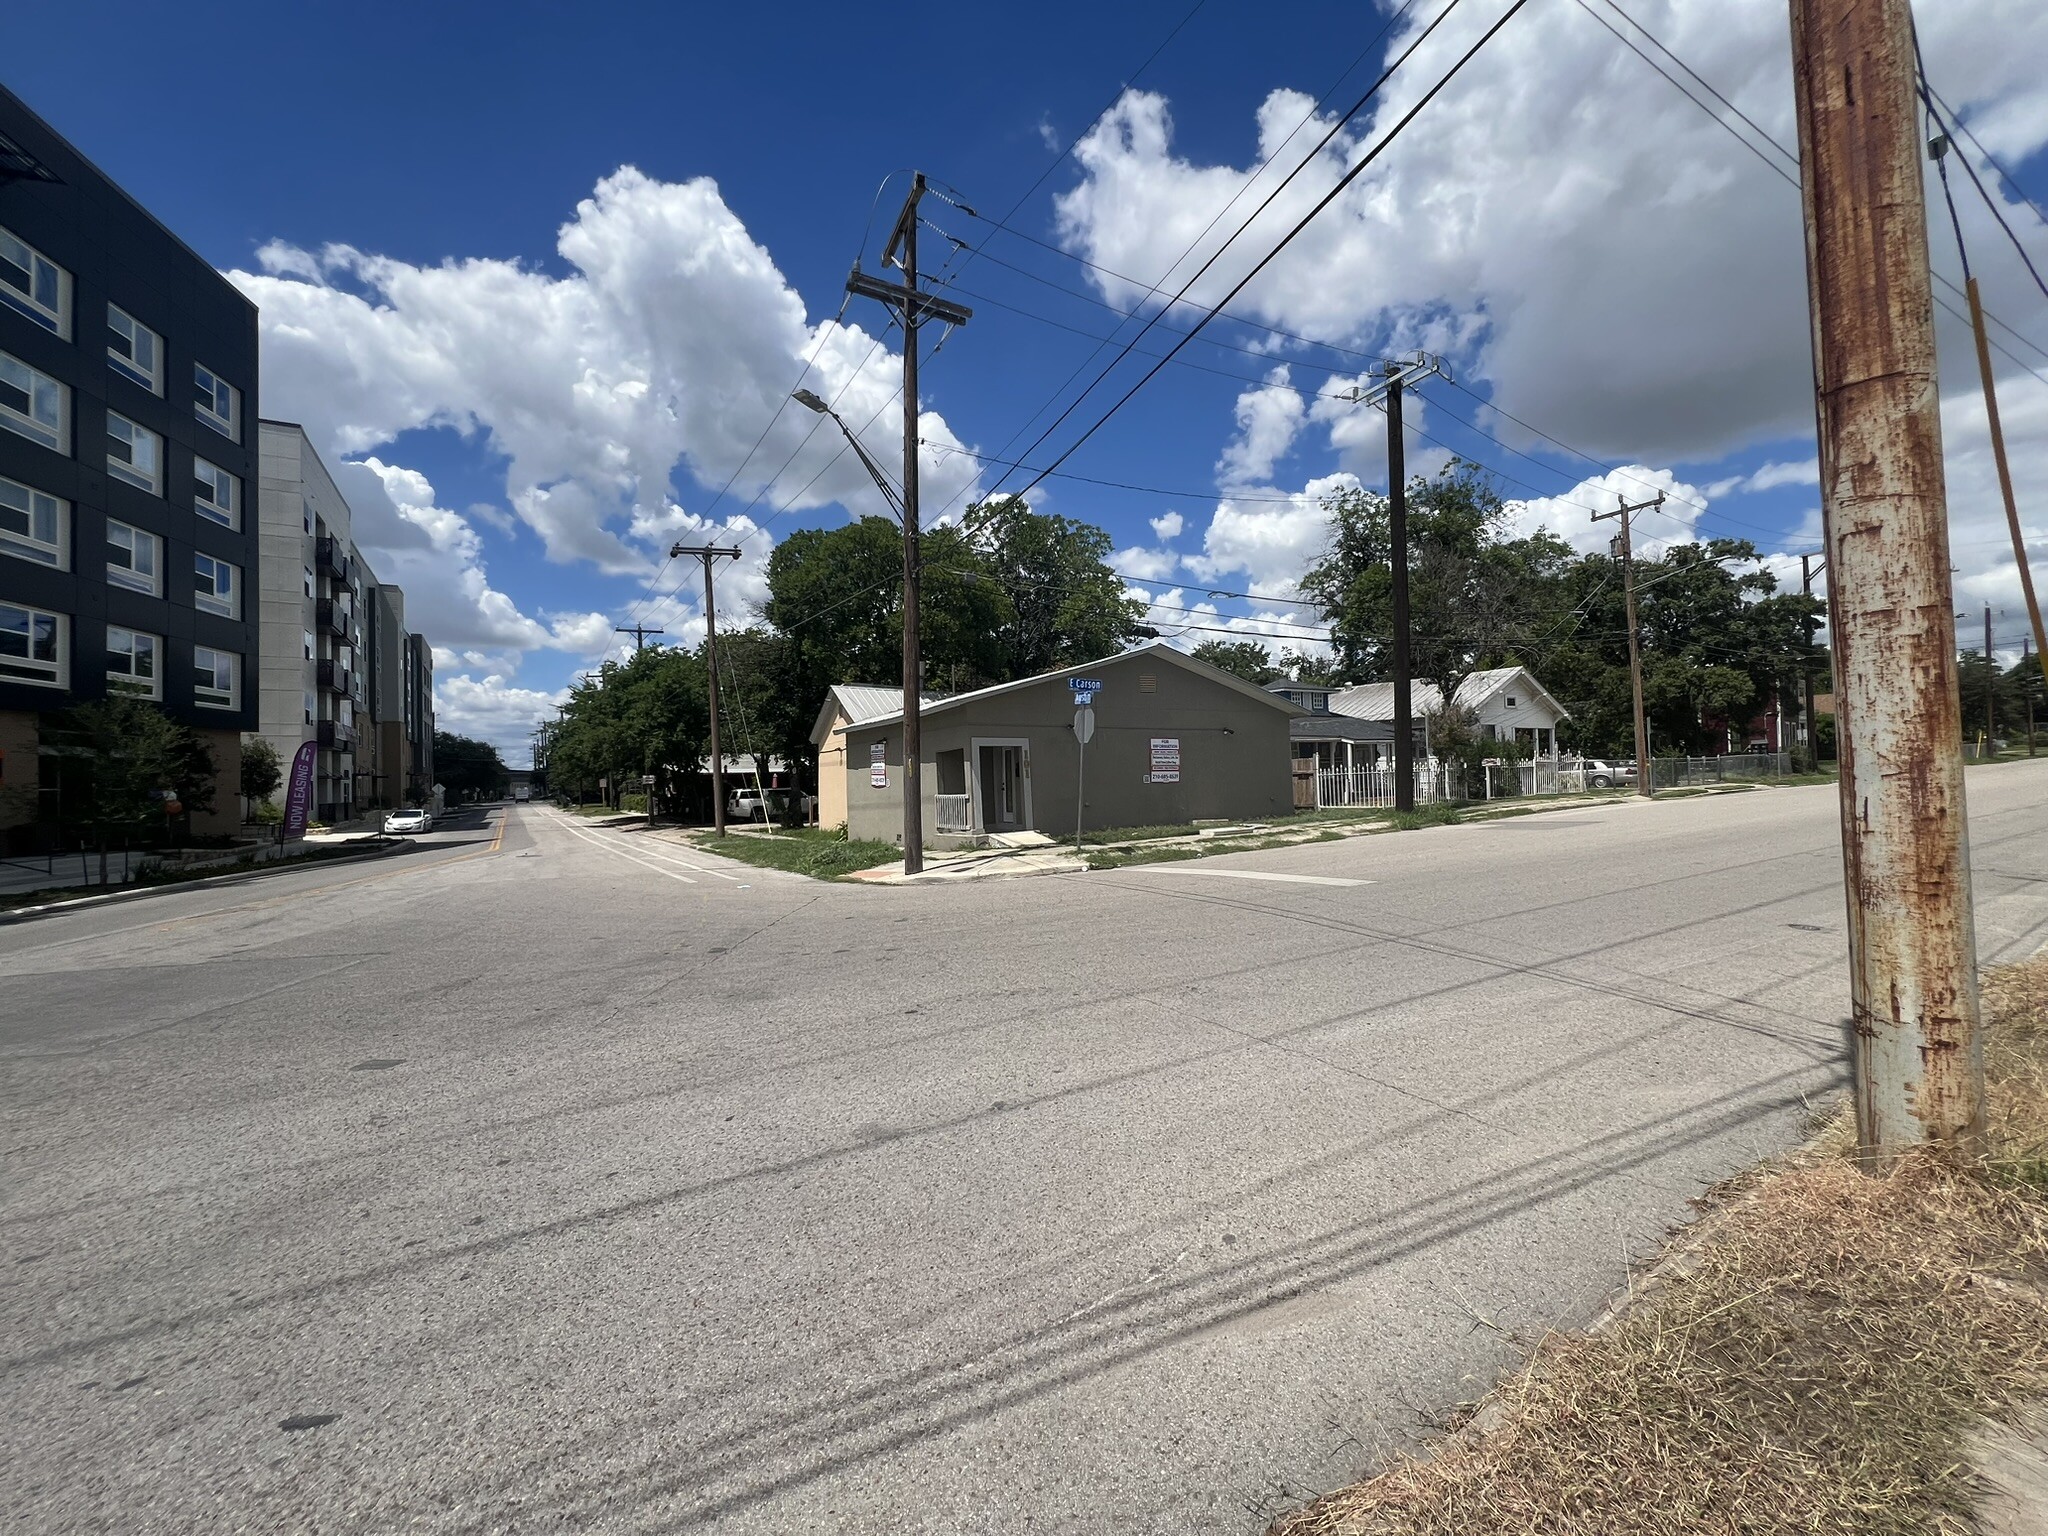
791;389;906;522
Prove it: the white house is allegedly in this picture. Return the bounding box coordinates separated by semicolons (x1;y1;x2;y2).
1328;665;1569;760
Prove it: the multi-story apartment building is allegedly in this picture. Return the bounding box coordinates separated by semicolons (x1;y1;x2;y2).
0;86;259;848
254;420;436;822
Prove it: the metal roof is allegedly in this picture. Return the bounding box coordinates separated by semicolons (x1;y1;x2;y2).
1329;666;1569;723
809;685;944;747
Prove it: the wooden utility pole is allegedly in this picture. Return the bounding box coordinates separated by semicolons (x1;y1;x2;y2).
1985;606;1997;754
1594;492;1661;798
1800;552;1826;770
671;543;740;834
615;623;665;652
1387;375;1414;811
1790;0;1983;1161
1960;276;2048;701
847;173;972;874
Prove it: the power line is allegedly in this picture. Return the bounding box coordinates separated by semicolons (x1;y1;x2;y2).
983;0;1498;511
1576;0;2048;378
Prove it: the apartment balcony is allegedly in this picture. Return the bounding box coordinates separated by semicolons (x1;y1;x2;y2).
317;719;357;752
315;536;353;583
317;659;354;695
316;598;352;638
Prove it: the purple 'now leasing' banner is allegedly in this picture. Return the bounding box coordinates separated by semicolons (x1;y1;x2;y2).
283;740;318;840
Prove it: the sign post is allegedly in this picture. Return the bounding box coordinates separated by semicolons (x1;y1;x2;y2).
1070;680;1101;856
1072;703;1096;855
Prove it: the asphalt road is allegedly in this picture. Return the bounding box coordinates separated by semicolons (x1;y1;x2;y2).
5;766;2047;1535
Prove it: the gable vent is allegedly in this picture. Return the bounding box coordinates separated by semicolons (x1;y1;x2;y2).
1139;673;1157;693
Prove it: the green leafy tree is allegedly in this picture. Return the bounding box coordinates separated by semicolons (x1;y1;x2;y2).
965;496;1145;676
241;736;283;807
433;730;512;802
1300;463;1573;700
547;647;711;809
1190;639;1282;684
764;515;1013;703
36;696;207;846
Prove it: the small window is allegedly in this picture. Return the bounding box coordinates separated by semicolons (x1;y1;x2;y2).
107;304;163;393
303;629;315;661
1505;695;1517;707
195;552;239;618
194;644;238;709
106;519;160;594
0;601;65;687
194;361;240;440
193;456;240;528
106;625;161;698
0;224;69;336
304;689;315;724
303;505;313;536
0;350;67;452
106;411;163;494
303;565;314;599
0;475;66;567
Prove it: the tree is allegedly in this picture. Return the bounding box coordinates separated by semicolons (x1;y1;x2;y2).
433;731;511;802
241;737;283;806
764;515;1013;703
966;496;1146;677
1190;639;1282;684
1300;462;1573;700
34;696;211;851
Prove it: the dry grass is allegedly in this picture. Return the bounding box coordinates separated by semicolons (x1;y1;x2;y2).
1273;953;2048;1536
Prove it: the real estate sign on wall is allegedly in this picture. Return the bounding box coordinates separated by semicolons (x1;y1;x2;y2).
1149;737;1180;784
870;741;887;788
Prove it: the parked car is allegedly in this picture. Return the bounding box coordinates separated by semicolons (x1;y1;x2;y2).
727;786;814;823
1581;759;1638;789
384;807;432;834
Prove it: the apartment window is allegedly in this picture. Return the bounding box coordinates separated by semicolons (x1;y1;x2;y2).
194;645;238;709
106;305;163;393
0;225;69;336
194;361;239;441
303;629;315;660
302;505;312;536
0;350;66;452
194;552;239;617
0;475;66;568
193;457;239;528
0;601;64;687
304;689;315;725
106;412;163;494
106;519;160;594
106;625;160;699
303;565;314;599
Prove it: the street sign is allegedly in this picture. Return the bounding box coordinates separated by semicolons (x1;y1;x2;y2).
1070;677;1102;704
1072;705;1096;745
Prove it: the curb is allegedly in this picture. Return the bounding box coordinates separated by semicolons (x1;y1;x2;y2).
0;840;416;925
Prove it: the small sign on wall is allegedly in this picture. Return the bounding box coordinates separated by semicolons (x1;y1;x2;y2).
870;741;888;788
1149;737;1180;784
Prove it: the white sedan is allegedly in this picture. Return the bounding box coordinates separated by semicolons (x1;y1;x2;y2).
383;808;432;834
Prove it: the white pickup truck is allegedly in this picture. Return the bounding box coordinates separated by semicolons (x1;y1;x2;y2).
727;786;814;823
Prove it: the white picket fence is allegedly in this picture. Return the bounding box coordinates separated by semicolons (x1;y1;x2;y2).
1315;764;1456;808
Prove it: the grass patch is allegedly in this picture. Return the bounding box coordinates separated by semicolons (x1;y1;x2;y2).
1077;822;1201;846
1388;803;1463;830
1273;951;2048;1536
687;825;901;881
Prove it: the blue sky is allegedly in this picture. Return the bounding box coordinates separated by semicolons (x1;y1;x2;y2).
12;0;2048;763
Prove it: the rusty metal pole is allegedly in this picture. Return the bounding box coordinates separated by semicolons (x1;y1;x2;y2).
1789;0;1984;1162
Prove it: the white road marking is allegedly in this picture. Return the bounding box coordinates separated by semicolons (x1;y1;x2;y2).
1118;868;1372;888
548;816;696;883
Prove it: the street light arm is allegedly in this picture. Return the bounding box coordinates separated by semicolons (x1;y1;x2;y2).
792;390;907;522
